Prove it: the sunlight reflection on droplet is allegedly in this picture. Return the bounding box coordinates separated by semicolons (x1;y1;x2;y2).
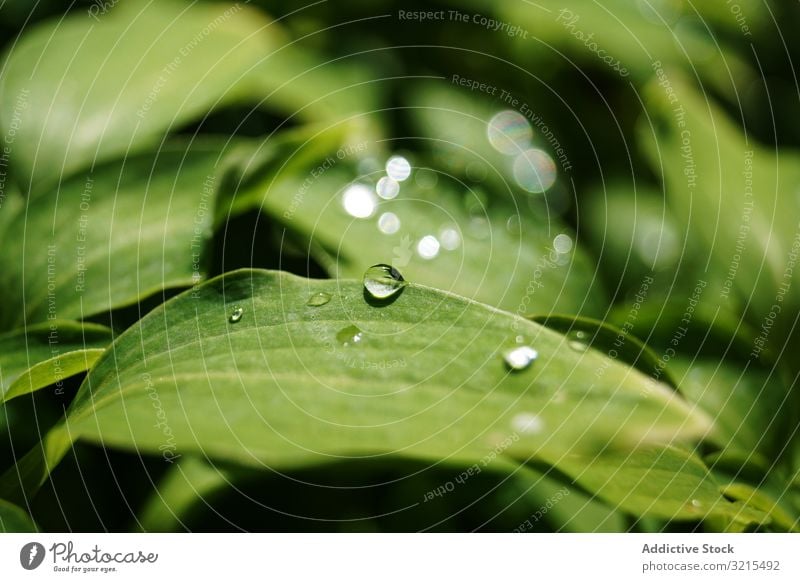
342;183;376;218
487;110;533;155
377;212;401;235
376;176;400;200
513;149;557;193
439;227;461;251
386;156;411;181
417;235;441;260
553;233;574;254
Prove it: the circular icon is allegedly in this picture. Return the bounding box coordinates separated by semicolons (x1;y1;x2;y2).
19;542;45;570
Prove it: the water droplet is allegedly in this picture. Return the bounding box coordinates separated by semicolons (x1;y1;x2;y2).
553;233;573;254
377;212;401;235
567;331;589;352
376;176;400;200
417;235;440;260
439;227;461;251
306;292;332;307
515;335;525;344
363;263;407;300
487;110;533;155
386;155;411;182
503;346;538;371
342;183;376;218
691;499;703;508
513;148;557;193
229;306;244;323
337;325;364;347
512;412;544;435
506;215;522;236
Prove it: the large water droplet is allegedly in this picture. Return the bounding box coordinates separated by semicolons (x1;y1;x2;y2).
229;306;244;323
306;292;332;307
376;176;400;200
513;148;557;193
511;412;544;435
342;183;376;218
487;110;533;155
337;325;364;347
503;346;538;371
363;263;407;300
417;235;440;260
386;156;411;182
377;212;401;235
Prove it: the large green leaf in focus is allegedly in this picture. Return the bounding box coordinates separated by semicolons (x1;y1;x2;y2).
4;269;711;500
0;140;234;330
0;321;111;401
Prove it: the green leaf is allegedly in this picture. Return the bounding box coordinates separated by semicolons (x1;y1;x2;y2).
0;321;111;400
718;482;799;532
5;269;710;498
0;0;270;190
494;0;754;93
528;445;768;524
0;0;379;191
228;130;606;316
640;74;800;330
0;498;37;532
531;314;680;389
0;140;233;330
137;456;231;532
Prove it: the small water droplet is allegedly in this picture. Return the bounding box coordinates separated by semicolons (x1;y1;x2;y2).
439;227;461;251
306;292;332;307
506;214;522;236
386;155;411;182
503;346;538;371
567;331;589;352
363;263;407;300
691;499;703;508
511;412;544;435
376;176;400;200
337;325;364;347
229;306;244;323
515;335;525;344
417;235;440;260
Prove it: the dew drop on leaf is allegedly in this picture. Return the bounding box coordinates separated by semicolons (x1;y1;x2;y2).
503;346;538;371
567;331;589;352
306;292;332;307
229;306;244;323
363;263;407;300
336;325;364;347
511;412;544;435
